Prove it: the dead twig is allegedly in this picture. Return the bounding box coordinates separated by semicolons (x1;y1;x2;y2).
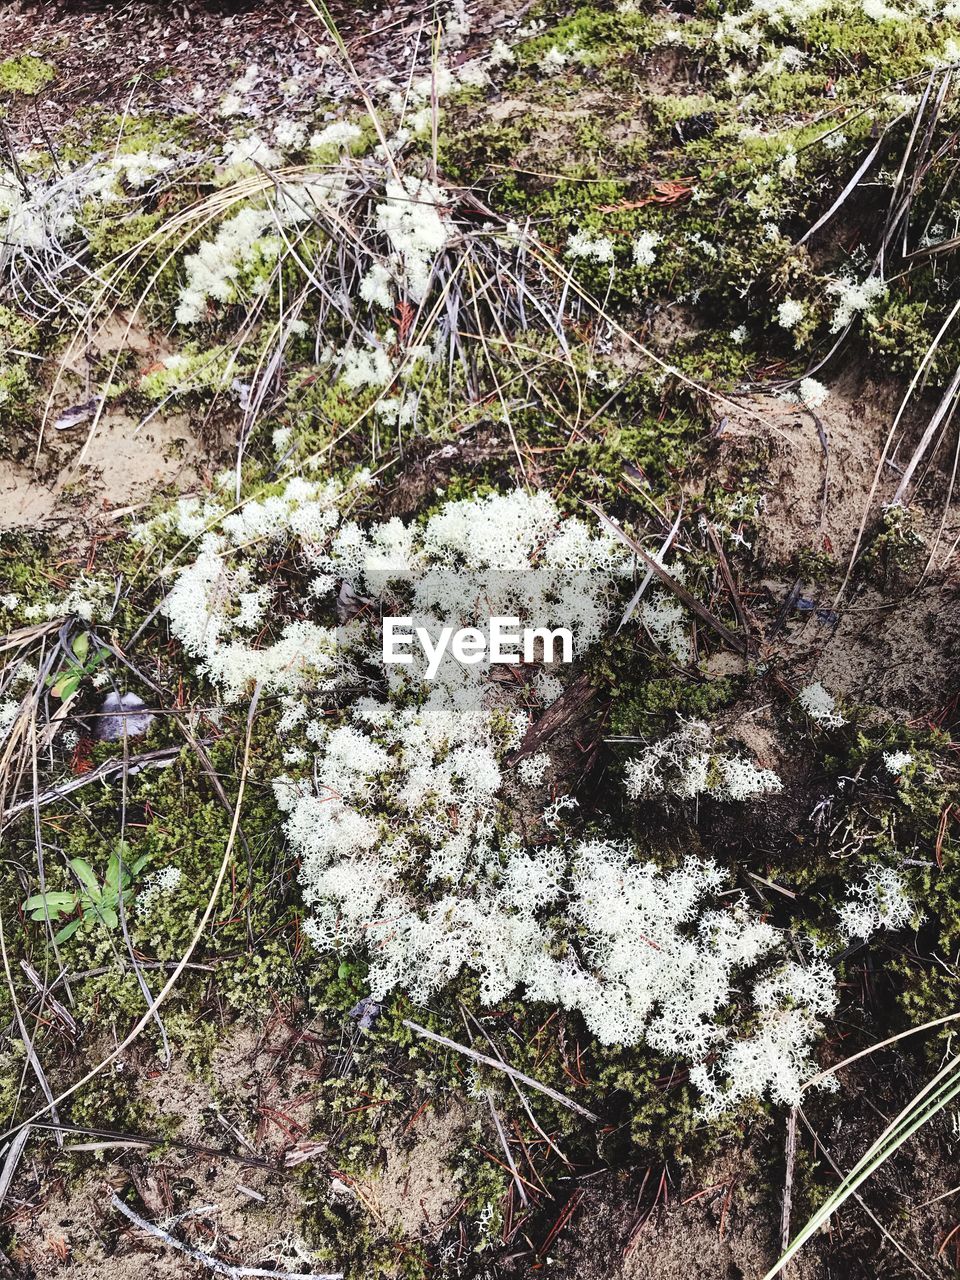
512;671;596;762
796;130;889;247
0;745;185;831
780;1107;797;1261
486;1092;530;1207
584;502;750;656
20;961;76;1036
836;291;960;605
619;505;684;631
34;1120;276;1170
704;522;753;640
403;1020;599;1122
110;1193;342;1279
463;1006;571;1166
804;405;830;531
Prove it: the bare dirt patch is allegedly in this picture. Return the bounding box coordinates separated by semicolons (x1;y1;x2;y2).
357;1099;472;1243
1;411;203;531
620;1203;775;1280
6;1020;327;1279
2;313;219;530
795;581;960;716
729;384;894;567
714;376;960;717
548;1153;779;1280
0;458;57;528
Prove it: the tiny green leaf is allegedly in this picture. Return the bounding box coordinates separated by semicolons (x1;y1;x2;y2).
69;858;99;893
25;891;77;919
52;674;80;700
53;918;83;943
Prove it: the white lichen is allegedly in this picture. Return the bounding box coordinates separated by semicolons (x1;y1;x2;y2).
797;681;845;728
838;865;915;940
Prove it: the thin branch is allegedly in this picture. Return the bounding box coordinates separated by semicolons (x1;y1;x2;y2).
403;1020;599;1122
110;1194;342;1280
780;1108;797;1260
0;745;184;830
585;502;750;656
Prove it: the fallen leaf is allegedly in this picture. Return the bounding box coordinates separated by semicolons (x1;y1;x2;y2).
53;396;102;431
597;180;693;213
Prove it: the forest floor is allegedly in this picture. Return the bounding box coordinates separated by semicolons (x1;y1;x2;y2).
1;1;960;1278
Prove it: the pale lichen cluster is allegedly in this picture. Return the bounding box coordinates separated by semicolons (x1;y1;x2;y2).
0;0;941;1136
126;477;916;1112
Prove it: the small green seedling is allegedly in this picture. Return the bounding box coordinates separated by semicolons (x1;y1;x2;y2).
24;845;149;942
47;632;108;700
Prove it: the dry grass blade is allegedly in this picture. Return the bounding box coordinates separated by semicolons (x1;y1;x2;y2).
836;291;960;605
487;1092;530;1207
879;69;941;267
903;229;960;262
804;1010;960;1091
892;69;953;260
797;131;889;247
0;619;63;656
618;505;684;631
35;1119;276;1169
892;362;960;503
0;1126;30;1211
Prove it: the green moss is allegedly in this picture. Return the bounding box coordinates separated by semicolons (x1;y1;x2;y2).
858;502;927;584
0;55;55;96
0;530;64;616
607;657;738;737
763;716;960;1034
59;107;201;165
68;1067;156;1136
437;0;960;397
134;342;239;402
84;208;163;274
0;306;45;444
